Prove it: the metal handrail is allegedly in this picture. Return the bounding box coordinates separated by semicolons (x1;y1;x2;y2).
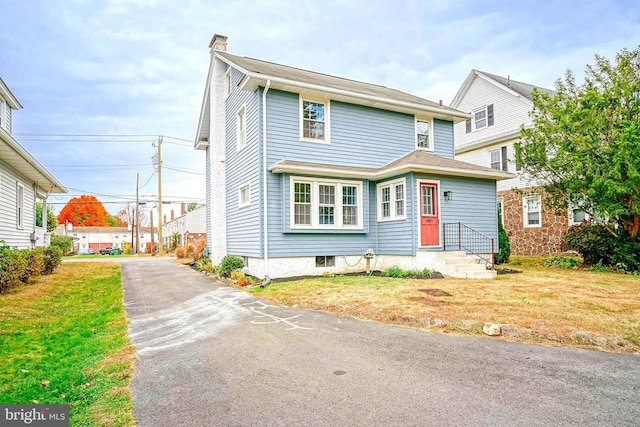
442;222;495;268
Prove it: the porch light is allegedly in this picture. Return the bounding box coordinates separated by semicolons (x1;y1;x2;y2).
444;191;453;201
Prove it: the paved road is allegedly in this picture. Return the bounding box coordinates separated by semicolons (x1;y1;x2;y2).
122;258;640;426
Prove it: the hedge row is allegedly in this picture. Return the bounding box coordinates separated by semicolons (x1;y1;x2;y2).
0;243;62;293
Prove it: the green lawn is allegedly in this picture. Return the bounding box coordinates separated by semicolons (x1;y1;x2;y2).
0;262;135;426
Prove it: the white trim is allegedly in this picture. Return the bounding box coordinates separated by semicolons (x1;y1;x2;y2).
238;181;251;208
224;68;231;99
415;117;434;151
523;194;542;228
0;99;6;130
299;96;330;144
236;103;246;151
290;176;363;230
472;105;489;131
416;179;442;247
497;198;504;225
377;177;407;222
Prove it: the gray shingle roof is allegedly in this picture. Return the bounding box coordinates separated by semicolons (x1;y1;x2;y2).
217;51;465;117
477;70;556;100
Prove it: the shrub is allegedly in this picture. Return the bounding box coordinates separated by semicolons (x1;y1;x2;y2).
543;256;582;269
50;235;73;255
384;266;404;278
175;247;186;258
42;246;62;275
563;223;640;272
192;238;206;261
384;266;435;278
495;213;511;264
231;270;254;287
220;255;244;276
25;247;45;280
0;246;28;293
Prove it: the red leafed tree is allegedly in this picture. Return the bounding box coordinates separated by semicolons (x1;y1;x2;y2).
57;195;111;226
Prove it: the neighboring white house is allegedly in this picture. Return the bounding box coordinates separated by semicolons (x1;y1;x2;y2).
0;78;66;249
161;203;206;249
56;224;159;254
450;70;579;256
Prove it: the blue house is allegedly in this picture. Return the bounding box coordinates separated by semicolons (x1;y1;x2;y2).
195;35;513;279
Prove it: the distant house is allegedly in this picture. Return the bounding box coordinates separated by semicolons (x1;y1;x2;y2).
56;224;159;254
451;70;580;256
194;35;513;279
161;203;206;249
0;78;66;249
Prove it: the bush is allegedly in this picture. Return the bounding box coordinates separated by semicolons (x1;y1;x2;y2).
192;238;206;261
50;235;73;255
543;256;582;269
24;247;45;281
0;246;28;293
43;246;62;275
563;223;640;272
220;255;244;276
495;213;511;264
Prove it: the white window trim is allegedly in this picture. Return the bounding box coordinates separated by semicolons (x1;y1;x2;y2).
16;182;24;229
299;96;330;144
238;182;251;208
290;176;362;230
377;178;407;222
472;105;490;131
225;68;231;99
497;198;504;225
523;195;542;228
236;104;246;151
415;117;434;151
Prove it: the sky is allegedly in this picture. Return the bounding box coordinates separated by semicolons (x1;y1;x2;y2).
0;0;638;221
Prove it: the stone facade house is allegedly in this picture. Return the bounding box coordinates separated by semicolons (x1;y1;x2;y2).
450;70;585;256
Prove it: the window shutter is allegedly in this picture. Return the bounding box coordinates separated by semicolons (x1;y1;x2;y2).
465;119;471;133
501;146;508;171
487;104;494;126
516;162;522;171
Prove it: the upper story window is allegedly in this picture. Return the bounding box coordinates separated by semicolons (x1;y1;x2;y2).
236;105;246;150
300;98;329;143
291;177;362;229
377;178;406;221
0;99;6;130
466;104;494;133
415;119;433;151
490;146;508;171
225;69;231;98
524;195;541;227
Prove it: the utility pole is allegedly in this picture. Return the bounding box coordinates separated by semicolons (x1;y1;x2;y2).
157;135;164;254
150;209;155;256
135;172;139;255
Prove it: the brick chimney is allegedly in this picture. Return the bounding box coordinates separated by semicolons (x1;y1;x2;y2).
181;203;186;216
209;34;227;51
170;209;175;221
163;215;167;224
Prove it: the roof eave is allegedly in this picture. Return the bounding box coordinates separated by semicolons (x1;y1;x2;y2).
240;73;471;123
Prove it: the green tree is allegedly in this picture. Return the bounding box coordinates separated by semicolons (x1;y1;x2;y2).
516;46;640;239
50;235;73;255
105;213;118;227
36;202;58;232
186;202;200;212
495;210;510;264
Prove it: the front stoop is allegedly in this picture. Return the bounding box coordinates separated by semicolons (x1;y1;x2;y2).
432;251;497;279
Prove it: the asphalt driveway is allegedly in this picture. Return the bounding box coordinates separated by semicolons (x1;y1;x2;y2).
122;258;640;426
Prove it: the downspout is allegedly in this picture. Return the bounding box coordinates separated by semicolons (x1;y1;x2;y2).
262;79;271;281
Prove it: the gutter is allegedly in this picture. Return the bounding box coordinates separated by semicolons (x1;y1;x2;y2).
262;79;271;279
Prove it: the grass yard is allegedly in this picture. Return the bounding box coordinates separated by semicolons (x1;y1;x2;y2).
0;262;135;426
250;257;640;353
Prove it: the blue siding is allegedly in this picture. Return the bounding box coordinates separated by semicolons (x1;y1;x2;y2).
372;175;415;255
266;91;415;168
433;119;454;159
225;66;262;257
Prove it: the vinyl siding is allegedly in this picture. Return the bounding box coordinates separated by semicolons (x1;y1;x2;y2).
453;76;532;148
373;175;415;255
433;119;454;159
225;66;262;257
0;160;36;249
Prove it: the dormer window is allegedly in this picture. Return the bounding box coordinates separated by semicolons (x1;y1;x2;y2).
466;104;494;133
415;118;433;151
300;98;329;143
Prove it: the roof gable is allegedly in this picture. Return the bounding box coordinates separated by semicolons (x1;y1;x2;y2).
451;69;555;109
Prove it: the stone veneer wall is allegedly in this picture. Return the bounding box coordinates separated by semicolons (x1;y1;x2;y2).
500;188;569;256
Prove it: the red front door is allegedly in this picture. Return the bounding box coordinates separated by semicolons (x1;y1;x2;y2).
420;183;439;246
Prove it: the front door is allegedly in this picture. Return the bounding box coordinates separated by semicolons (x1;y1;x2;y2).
420;182;440;246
